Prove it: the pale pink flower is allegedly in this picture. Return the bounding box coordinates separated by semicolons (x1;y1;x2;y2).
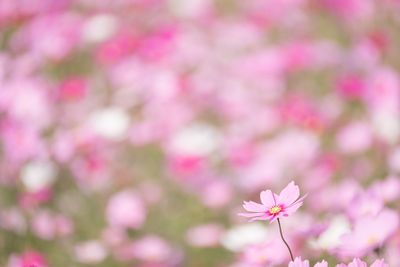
106;190;146;230
239;181;306;222
130;235;174;263
185;223;224;247
348;259;366;267
315;261;328;267
74;240;107;264
337;258;388;267
239;239;288;266
289;257;309;267
370;259;388;267
337;209;399;258
288;258;328;267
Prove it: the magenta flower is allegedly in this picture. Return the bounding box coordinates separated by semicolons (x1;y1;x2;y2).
239;181;307;223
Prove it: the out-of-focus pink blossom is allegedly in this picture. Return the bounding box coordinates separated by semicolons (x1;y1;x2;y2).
337;258;388;267
58;77;87;101
130;235;174;263
288;257;309;267
186;223;224;247
106;189;146;230
8;251;48;267
337;209;399;258
74;240;107;264
239;239;288;266
336;122;372;154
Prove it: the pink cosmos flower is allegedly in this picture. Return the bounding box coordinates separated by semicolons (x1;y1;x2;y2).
337;209;398;258
239;181;306;222
288;257;328;267
336;258;388;267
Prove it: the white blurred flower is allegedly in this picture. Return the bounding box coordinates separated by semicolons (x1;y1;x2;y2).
168;0;212;18
309;216;351;250
88;107;130;141
170;123;221;156
75;240;107;264
221;223;269;252
21;160;57;192
372;111;400;144
83;14;117;43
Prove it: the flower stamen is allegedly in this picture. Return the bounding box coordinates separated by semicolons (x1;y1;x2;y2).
269;205;282;215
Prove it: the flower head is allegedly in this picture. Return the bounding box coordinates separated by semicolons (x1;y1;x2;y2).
288;258;387;267
337;258;389;267
239;181;307;223
288;257;328;267
289;257;309;267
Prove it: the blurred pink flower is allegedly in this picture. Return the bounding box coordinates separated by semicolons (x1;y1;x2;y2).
337;209;399;258
370;259;389;267
288;257;328;267
74;240;107;264
186;223;223;247
336;122;372;154
289;257;309;267
106;190;146;230
290;258;387;267
239;181;306;222
239;239;288;266
130;235;175;263
336;74;365;100
58;77;87;101
315;261;328;267
337;258;388;267
11;251;48;267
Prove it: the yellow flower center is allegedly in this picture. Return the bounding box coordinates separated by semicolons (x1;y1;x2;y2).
269;206;282;214
368;236;378;245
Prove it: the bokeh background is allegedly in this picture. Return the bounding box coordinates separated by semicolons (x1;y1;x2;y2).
1;0;400;266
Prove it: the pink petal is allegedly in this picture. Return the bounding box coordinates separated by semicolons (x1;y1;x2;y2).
249;214;272;222
260;190;277;206
284;200;304;215
348;258;368;267
238;212;265;218
371;259;388;267
314;260;328;267
243;201;267;212
287;194;307;208
278;181;300;206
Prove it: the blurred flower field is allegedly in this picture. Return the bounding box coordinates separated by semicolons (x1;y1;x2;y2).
1;0;400;266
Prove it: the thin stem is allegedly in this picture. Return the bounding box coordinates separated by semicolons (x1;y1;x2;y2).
277;218;294;261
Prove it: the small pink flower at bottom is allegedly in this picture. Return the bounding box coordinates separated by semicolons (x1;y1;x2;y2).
289;257;309;267
315;260;328;267
288;257;327;267
321;258;388;267
239;181;307;223
288;258;388;267
342;258;389;267
370;259;389;267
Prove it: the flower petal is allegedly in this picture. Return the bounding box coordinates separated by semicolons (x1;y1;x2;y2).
287;193;307;208
284;199;304;215
278;181;300;206
238;212;265;218
249;214;272;222
243;201;266;212
260;190;277;206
